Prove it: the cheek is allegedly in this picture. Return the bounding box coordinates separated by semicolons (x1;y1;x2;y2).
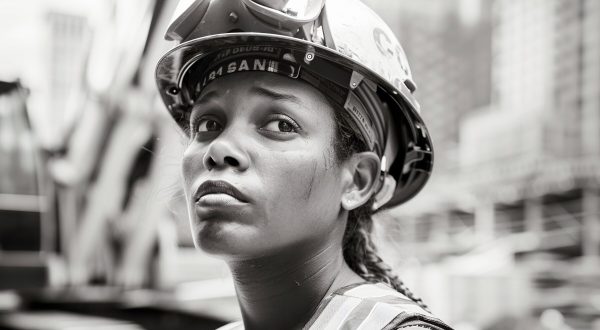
181;144;204;193
297;146;338;202
257;146;341;222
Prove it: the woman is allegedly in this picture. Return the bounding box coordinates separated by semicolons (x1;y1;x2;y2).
155;0;451;329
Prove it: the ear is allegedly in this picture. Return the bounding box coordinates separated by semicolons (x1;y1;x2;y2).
341;151;380;211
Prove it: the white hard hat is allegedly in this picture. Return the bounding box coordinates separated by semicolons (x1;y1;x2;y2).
155;0;433;210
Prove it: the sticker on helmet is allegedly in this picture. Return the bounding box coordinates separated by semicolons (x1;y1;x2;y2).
344;91;376;149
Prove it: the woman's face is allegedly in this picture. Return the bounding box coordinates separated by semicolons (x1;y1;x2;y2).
181;72;347;258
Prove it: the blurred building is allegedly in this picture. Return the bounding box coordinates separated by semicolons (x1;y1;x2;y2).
378;0;600;329
45;11;91;148
0;0;98;150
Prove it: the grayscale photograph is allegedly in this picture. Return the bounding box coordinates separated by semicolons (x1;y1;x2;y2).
0;0;599;329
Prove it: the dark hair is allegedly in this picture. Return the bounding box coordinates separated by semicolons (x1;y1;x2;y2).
332;107;430;312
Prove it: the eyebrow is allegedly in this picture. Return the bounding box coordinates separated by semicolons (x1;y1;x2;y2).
250;86;302;105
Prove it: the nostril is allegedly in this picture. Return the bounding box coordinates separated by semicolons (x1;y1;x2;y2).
224;156;239;167
206;157;217;170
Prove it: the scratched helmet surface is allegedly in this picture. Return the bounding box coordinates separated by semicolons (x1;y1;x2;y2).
155;0;433;210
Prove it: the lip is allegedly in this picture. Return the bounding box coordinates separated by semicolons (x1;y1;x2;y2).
194;180;249;204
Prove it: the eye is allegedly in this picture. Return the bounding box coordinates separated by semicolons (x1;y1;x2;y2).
194;118;223;133
261;115;301;134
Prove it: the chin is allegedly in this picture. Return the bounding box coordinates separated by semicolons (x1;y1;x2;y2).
192;220;259;257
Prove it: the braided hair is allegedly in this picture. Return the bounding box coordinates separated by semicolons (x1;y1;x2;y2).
332;107;430;312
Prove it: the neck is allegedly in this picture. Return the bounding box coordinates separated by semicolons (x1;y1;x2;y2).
227;234;364;330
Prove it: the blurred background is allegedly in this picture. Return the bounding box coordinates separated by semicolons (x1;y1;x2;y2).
0;0;599;329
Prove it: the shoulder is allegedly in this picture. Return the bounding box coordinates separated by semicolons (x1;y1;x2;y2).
305;282;454;330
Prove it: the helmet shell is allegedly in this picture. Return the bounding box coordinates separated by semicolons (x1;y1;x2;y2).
156;0;434;209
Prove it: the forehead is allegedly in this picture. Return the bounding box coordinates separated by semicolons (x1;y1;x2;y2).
196;72;332;109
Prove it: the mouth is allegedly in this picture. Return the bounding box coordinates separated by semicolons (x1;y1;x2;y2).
194;180;249;204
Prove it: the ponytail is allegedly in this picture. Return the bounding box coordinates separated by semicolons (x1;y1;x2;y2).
342;202;430;312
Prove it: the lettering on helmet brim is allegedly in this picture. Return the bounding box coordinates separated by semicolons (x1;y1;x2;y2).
344;91;376;150
213;45;279;61
198;57;300;91
192;55;301;98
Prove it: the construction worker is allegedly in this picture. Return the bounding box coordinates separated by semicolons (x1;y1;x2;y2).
155;0;450;329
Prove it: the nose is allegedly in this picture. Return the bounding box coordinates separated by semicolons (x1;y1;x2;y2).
202;131;250;172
